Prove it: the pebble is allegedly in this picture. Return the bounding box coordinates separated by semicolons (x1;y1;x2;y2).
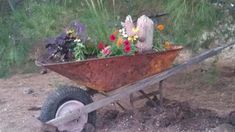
28;106;41;111
40;69;47;74
229;111;235;125
23;88;34;94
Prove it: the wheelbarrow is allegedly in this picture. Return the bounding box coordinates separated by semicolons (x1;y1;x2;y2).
36;42;234;132
36;45;182;131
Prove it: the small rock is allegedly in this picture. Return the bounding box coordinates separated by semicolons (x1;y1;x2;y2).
40;69;48;74
28;106;41;111
211;124;235;132
103;110;119;120
159;118;171;127
23;88;34;94
229;111;235;125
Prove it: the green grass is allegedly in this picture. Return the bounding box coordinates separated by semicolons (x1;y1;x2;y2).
162;0;222;50
80;0;117;45
0;1;81;77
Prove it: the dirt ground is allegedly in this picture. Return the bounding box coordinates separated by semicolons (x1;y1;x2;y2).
0;47;235;132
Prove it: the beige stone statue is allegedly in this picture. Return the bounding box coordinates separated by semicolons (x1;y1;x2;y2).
124;15;154;52
136;15;154;52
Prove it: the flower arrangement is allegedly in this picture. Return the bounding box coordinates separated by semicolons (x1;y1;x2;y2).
97;25;139;57
45;17;177;62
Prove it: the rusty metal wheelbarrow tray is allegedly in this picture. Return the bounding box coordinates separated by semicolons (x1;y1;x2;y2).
37;46;183;92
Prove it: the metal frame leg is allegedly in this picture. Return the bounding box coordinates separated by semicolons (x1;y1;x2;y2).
128;80;165;110
100;93;126;111
139;90;157;107
130;94;134;108
159;80;164;108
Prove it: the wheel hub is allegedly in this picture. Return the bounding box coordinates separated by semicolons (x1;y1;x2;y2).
55;100;88;132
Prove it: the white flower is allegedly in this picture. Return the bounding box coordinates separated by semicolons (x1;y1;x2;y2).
122;28;126;32
74;39;81;43
119;28;126;33
124;36;128;38
123;33;128;38
121;22;125;27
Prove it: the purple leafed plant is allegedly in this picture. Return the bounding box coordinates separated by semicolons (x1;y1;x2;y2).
45;20;87;62
69;20;88;43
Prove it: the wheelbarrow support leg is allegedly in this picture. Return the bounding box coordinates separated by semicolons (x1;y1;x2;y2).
159;80;164;108
130;94;135;108
114;101;126;111
139;90;158;107
100;93;126;111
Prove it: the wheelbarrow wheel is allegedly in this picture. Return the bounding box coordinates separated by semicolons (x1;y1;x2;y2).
39;86;96;132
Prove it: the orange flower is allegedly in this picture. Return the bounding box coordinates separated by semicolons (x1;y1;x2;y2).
113;30;119;36
116;37;123;47
156;24;165;31
164;41;171;49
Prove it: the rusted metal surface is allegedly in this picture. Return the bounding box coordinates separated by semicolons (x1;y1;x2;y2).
38;46;182;92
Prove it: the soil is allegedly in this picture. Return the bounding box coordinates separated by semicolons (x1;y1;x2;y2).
0;47;235;132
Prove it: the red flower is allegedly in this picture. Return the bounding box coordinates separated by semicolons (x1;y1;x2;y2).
123;40;130;47
98;41;105;50
110;34;116;42
124;45;131;53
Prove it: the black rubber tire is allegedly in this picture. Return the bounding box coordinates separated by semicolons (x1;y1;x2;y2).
39;86;96;129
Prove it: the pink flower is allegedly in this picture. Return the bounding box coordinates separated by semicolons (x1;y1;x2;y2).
102;46;112;56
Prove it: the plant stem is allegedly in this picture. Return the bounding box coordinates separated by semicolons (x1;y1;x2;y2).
7;0;15;12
